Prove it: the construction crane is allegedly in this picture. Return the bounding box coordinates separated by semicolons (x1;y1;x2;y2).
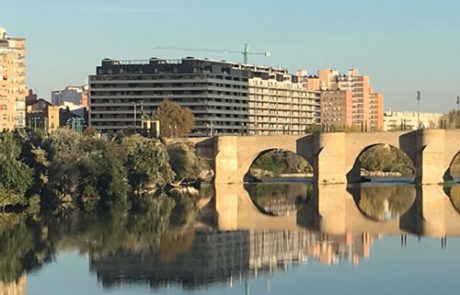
154;43;270;64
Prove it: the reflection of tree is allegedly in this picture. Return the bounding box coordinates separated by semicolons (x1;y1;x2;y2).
0;191;200;283
158;227;195;262
449;186;460;212
244;183;311;215
0;214;52;283
357;186;415;221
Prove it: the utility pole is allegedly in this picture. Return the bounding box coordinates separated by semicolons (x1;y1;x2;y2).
456;96;460;128
416;91;421;129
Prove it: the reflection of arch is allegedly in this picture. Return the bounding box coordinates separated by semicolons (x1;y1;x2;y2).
213;183;303;231
210;182;460;236
243;148;313;182
347;142;416;183
445;151;460;182
347;184;417;222
244;182;313;216
444;185;460;214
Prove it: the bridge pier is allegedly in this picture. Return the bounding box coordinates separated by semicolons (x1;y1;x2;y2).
415;130;449;185
315;133;348;184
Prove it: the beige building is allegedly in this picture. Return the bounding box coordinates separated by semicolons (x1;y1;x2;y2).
0;27;26;130
369;91;384;130
26;98;60;132
383;110;443;131
304;68;384;131
248;70;320;135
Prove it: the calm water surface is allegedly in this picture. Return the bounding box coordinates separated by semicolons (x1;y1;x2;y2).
3;182;460;294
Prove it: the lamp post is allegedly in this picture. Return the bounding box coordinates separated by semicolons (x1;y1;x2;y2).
416;91;421;129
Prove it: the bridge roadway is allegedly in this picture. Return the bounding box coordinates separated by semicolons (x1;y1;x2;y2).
197;184;460;237
189;129;460;185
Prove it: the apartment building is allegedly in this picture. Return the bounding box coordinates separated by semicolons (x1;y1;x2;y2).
248;70;320;135
320;89;353;131
305;68;383;131
383;110;443;131
369;91;384;130
0;27;26;130
89;57;320;136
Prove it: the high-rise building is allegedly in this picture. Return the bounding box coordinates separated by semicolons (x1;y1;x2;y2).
0;27;26;130
89;57;320;136
304;68;383;131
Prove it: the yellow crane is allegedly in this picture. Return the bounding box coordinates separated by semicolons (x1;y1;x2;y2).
155;43;270;64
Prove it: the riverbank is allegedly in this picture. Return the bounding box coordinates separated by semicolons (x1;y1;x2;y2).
0;129;211;216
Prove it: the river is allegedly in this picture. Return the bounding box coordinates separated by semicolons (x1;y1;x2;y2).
2;181;460;294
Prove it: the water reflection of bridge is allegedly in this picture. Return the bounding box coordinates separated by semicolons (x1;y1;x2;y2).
90;184;460;291
203;184;460;237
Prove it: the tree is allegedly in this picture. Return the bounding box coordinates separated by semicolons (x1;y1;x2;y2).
122;135;175;196
158;99;195;138
77;137;129;210
167;142;208;181
0;133;33;208
43;129;81;211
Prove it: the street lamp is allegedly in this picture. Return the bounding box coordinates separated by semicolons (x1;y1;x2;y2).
416;91;421;129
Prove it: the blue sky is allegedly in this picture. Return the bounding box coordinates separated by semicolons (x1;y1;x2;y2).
2;0;459;112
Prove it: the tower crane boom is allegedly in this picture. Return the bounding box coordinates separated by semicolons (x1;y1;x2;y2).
154;43;270;64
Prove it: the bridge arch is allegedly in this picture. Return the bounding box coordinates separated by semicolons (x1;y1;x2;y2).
244;148;313;182
213;135;315;184
347;143;415;183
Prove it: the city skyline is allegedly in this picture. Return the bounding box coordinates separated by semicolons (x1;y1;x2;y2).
2;0;459;113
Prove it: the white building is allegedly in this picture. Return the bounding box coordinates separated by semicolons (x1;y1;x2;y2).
383;110;443;131
51;85;88;106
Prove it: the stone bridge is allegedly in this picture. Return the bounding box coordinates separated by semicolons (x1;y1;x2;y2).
197;183;460;237
190;129;460;184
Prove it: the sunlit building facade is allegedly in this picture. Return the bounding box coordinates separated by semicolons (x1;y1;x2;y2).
303;68;384;131
248;71;320;135
0;27;26;130
383;110;443;131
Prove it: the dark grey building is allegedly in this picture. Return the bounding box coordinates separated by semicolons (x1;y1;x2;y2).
89;57;250;136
